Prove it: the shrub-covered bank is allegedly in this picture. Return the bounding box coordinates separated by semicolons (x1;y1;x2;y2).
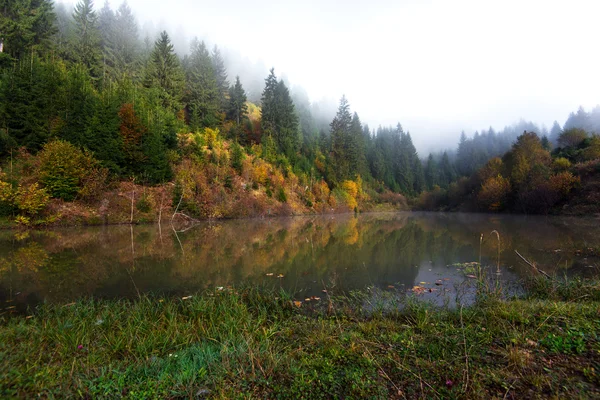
0;138;408;229
2;278;600;399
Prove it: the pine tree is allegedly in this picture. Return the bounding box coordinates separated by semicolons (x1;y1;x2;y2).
329;96;352;182
211;45;228;109
107;1;139;81
71;0;102;78
184;38;220;129
260;68;278;132
144;31;184;111
227;76;247;125
456;131;469;176
549;120;562;143
439;151;456;187
395;126;414;195
349;112;368;178
0;0;56;59
260;68;299;158
424;154;438;189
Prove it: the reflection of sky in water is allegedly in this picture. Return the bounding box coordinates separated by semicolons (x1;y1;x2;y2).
0;212;599;314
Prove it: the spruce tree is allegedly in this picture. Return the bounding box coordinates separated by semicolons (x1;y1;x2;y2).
71;0;102;78
184;38;220;129
0;0;56;59
227;76;247;125
425;154;438;189
329;96;352;182
260;68;299;158
349;112;368;179
109;1;139;80
211;45;228;109
439;151;456;187
144;31;184;111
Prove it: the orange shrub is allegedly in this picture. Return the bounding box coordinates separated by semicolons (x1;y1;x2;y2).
312;180;330;203
548;171;579;196
477;175;511;211
251;160;269;185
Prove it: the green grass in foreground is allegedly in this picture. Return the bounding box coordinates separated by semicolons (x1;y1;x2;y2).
2;278;600;399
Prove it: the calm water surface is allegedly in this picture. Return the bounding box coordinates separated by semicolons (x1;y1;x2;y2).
1;212;599;313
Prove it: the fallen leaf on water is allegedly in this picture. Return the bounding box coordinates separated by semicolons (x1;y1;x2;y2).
25;315;33;319
412;286;426;295
266;273;274;276
182;296;192;300
311;296;321;301
293;301;302;308
305;298;311;302
419;281;429;285
466;274;477;279
277;274;284;278
322;290;328;294
387;285;395;289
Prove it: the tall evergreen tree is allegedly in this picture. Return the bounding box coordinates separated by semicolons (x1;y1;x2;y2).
349;112;368;178
108;1;139;80
183;38;220;129
329;96;352;182
260;68;299;158
424;154;439;189
211;45;228;109
227;76;247;125
71;0;102;78
549;120;562;143
439;151;456;187
0;0;56;59
144;31;184;111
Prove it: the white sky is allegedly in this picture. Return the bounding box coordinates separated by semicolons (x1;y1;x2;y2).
61;0;600;152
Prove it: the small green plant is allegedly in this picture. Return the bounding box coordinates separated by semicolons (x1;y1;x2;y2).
136;196;152;213
540;329;587;354
277;187;287;202
231;141;245;175
224;175;233;189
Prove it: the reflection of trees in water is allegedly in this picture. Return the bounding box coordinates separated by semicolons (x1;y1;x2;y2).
0;213;598;307
409;213;600;274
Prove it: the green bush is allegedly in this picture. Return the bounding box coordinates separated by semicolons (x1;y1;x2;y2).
136;196;152;213
37;140;99;201
277;187;287;202
14;183;50;216
0;180;16;217
231;141;245;175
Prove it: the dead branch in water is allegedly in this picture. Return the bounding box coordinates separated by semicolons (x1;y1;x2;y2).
515;250;553;280
170;193;201;233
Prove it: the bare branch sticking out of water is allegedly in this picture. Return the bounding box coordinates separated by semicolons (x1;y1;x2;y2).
491;230;500;274
515;250;553;280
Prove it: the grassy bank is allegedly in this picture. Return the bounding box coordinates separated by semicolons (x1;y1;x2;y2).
2;279;600;399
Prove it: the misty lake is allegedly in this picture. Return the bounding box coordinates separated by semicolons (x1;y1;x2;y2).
1;212;599;314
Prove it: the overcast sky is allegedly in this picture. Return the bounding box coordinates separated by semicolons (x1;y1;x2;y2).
61;0;600;152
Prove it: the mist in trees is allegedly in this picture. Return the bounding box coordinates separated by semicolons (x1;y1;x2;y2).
0;0;598;209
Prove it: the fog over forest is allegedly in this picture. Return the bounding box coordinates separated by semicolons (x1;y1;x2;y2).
55;0;600;154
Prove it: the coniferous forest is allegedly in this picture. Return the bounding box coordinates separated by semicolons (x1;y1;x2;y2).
1;0;599;226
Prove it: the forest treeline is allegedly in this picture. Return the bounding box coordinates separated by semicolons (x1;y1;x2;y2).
0;0;599;224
